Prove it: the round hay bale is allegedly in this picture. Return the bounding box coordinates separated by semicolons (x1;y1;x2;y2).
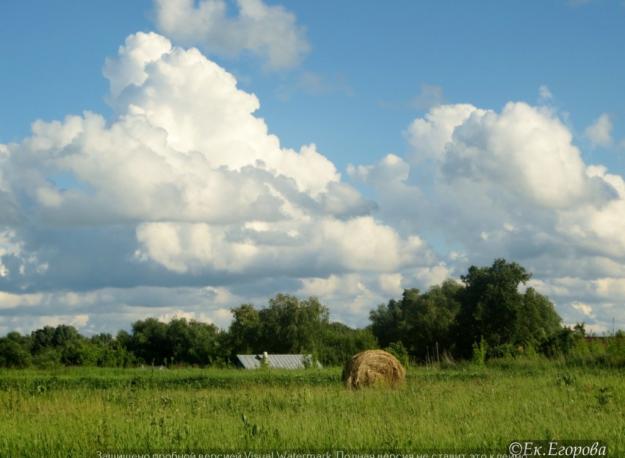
342;349;406;389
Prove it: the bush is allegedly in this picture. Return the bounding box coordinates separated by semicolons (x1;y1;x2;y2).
471;337;487;366
565;334;625;368
487;343;517;359
32;348;62;369
0;339;31;368
385;341;409;367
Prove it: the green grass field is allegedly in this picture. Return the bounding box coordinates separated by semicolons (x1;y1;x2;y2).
0;361;623;457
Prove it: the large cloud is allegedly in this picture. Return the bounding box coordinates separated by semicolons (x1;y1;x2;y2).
4;31;624;335
353;101;625;332
153;0;309;69
0;32;434;332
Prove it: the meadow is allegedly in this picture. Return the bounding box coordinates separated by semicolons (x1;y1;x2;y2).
0;361;623;457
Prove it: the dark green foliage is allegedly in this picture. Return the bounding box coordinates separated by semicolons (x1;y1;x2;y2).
404;281;462;359
0;334;31;368
563;331;625;368
29;325;104;367
370;280;462;361
127;318;168;365
370;259;566;361
225;294;375;366
454;259;562;358
227;294;329;356
471;337;487;365
369;298;405;349
385;341;409;367
225;304;261;355
257;294;329;354
127;317;221;366
518;287;562;346
31;348;62;369
1;259;621;369
455;259;531;355
0;294;374;368
317;323;377;366
540;324;586;357
0;325;137;369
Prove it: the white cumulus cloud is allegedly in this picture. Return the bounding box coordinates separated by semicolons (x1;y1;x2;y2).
585;113;613;148
356;101;625;332
0;32;436;332
153;0;309;69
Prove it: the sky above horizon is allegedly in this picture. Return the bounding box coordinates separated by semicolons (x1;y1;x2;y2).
1;0;625;335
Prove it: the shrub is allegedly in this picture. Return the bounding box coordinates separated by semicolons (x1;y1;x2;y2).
0;339;31;368
471;337;487;366
385;341;410;367
32;348;62;369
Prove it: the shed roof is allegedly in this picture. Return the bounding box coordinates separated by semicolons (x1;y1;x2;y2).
235;354;319;369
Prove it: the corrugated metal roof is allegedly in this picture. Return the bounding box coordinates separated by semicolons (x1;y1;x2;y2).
236;354;320;369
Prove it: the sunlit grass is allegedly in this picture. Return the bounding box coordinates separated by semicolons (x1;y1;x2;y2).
0;363;623;457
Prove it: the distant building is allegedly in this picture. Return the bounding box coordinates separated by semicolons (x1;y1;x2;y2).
235;353;321;369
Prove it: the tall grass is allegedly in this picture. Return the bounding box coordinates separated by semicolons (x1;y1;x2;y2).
0;362;623;457
566;335;625;368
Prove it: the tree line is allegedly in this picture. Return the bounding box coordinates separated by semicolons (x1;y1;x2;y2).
0;293;376;368
0;259;614;369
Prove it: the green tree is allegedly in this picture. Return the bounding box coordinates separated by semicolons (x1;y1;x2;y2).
128;317;221;366
0;333;31;368
128;318;169;365
517;287;561;347
166;318;220;365
224;295;330;358
402;281;461;360
317;322;377;366
385;341;409;367
257;294;329;354
29;325;89;366
369;281;461;361
225;304;261;357
31;326;57;353
369;298;406;349
454;259;561;357
60;340;98;366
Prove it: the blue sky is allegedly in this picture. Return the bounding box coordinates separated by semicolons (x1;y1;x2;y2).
2;1;624;167
1;0;625;334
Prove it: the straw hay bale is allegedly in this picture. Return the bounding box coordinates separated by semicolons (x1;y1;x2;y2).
342;349;405;389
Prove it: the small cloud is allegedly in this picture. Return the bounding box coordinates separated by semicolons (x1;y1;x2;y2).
378;83;444;112
154;0;309;70
276;71;353;100
538;85;553;103
585;113;613;148
378;273;403;296
298;72;352;96
410;84;444;111
571;301;595;318
40;314;90;329
157;309;231;327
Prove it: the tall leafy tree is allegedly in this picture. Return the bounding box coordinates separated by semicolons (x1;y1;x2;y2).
128;317;221;366
257;294;329;354
318;322;377;366
0;332;31;368
128;318;169;365
454;258;560;357
402;280;462;359
225;304;261;356
517;287;561;346
369;298;406;349
370;281;461;360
